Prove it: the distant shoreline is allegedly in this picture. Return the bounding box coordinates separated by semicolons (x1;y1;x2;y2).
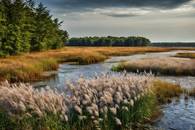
152;42;195;47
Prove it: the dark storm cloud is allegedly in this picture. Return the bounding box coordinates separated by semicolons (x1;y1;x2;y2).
102;13;137;18
37;0;192;12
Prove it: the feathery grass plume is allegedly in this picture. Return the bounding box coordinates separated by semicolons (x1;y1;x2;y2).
66;72;155;129
0;72;156;130
0;81;69;130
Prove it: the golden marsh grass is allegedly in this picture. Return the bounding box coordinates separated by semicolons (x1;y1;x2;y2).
152;80;183;104
175;52;195;59
0;47;173;82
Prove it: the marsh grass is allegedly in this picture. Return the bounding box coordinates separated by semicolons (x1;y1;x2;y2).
0;111;68;130
0;73;159;130
188;88;195;97
0;47;172;82
0;73;187;130
62;51;107;65
152;80;183;104
0;58;59;82
174;52;195;59
113;57;195;76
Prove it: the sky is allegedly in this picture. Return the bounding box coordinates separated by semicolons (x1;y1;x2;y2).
35;0;195;42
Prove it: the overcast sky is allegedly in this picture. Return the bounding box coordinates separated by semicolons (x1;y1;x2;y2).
35;0;195;42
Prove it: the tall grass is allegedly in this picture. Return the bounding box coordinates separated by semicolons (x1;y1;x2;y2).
174;52;195;59
152;80;183;104
0;47;174;82
0;73;186;130
0;73;158;130
187;88;195;97
0;81;69;130
62;51;107;65
0;58;59;82
113;57;195;76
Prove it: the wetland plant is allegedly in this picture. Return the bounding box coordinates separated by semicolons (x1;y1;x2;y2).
112;57;195;76
0;73;157;130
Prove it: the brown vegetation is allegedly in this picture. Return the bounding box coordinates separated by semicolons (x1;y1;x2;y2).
174;52;195;59
113;57;195;76
152;80;183;104
0;47;172;82
188;88;195;97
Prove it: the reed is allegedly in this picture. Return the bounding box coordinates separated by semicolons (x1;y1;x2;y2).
0;81;69;130
0;73;158;130
0;72;187;130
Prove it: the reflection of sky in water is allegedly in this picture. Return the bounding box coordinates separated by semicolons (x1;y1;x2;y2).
155;97;195;130
33;50;195;130
159;76;195;89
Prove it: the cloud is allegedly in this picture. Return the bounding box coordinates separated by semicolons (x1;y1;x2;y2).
94;8;151;17
37;0;193;13
34;0;195;42
159;1;195;13
102;13;137;17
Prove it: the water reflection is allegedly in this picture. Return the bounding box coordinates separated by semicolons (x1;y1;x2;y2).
154;96;195;130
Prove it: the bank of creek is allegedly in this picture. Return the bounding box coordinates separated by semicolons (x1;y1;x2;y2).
34;50;195;130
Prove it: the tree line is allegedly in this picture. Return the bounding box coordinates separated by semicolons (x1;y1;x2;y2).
152;42;195;47
0;0;68;57
67;36;151;46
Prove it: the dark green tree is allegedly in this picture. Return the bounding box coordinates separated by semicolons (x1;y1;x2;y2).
68;36;151;46
0;0;68;56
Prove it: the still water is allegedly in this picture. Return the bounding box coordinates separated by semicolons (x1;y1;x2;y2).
34;50;195;130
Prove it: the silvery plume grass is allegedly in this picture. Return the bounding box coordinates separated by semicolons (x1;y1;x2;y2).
0;81;68;118
0;81;69;130
66;72;156;130
0;73;156;130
